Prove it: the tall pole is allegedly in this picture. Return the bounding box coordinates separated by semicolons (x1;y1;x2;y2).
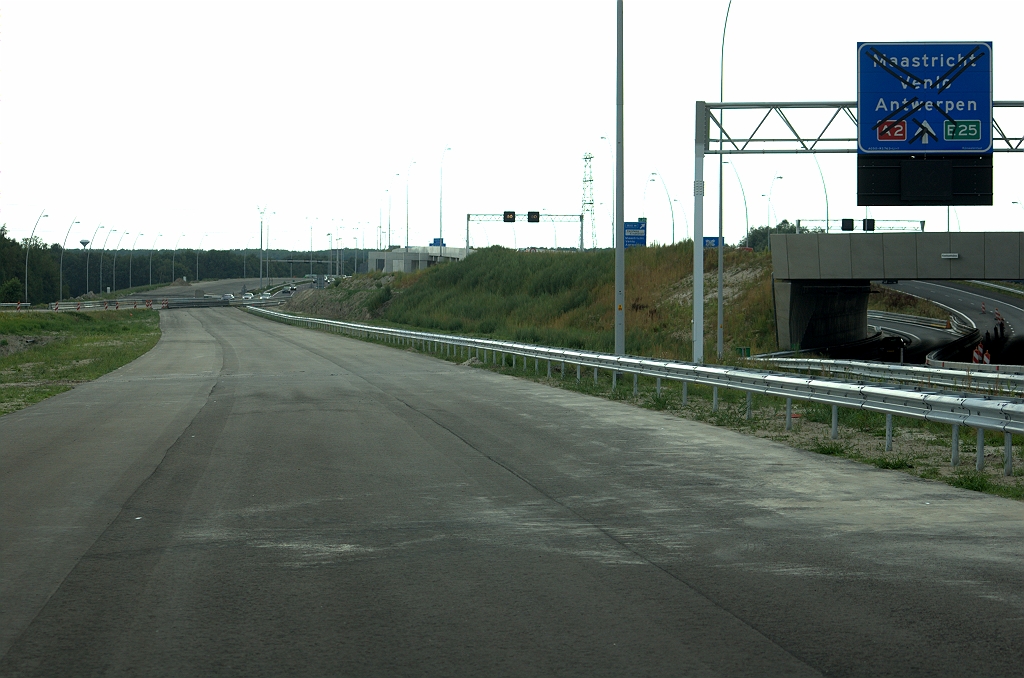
614;0;625;356
309;217;314;276
59;217;79;302
327;233;333;276
129;232;143;289
653;173;675;244
812;155;830;232
112;231;128;294
258;206;266;290
723;161;748;242
23;209;48;304
99;228;116;294
195;234;206;282
601;136;615;246
171;233;183;282
439;145;451;257
86;224;103;294
693;102;707;363
406;160;416;248
149;234;160;286
717;0;732;360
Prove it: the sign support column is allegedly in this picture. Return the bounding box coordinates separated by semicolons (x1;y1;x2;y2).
693;101;707;363
614;0;625;356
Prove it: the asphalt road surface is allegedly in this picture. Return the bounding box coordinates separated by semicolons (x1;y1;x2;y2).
2;309;1023;676
888;280;1020;340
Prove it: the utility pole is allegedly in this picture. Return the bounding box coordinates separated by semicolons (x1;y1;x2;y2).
614;0;625;356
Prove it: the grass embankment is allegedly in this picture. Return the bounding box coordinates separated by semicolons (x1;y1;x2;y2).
289;244;779;360
0;310;161;415
287;244;945;361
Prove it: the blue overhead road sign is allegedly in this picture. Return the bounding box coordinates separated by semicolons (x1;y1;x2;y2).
857;42;992;154
624;221;646;248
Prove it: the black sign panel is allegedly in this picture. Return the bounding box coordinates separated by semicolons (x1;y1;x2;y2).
857;154;992;206
527;211;540;223
503;211;516;223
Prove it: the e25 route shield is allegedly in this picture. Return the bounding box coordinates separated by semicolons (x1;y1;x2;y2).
858;42;992;154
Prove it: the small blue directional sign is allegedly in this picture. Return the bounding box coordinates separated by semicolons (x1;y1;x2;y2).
858;42;992;154
624;221;646;248
703;236;719;248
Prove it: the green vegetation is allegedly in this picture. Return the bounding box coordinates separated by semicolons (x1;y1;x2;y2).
0;310;161;415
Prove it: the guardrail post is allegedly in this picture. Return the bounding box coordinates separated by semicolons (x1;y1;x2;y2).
885;414;893;452
633;373;638;397
713;387;719;412
535;358;539;375
951;424;960;467
747;392;753;421
1004;432;1013;476
560;360;565;379
682;381;687;406
547;360;552;378
576;364;581;382
476;347;480;360
831;405;839;439
977;428;985;471
612;371;617;390
785;398;793;431
656;377;661;397
593;367;598;385
512;354;516;369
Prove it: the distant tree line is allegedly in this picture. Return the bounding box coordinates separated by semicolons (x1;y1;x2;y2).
0;225;366;304
736;220;821;252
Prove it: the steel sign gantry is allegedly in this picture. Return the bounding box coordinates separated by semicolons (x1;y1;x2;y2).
690;98;1022;363
465;213;586;251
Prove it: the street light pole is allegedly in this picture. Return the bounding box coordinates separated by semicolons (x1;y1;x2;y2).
23;209;48;304
812;155;830;232
600;135;615;247
406;160;416;248
99;228;117;295
723;161;749;242
59;217;79;302
195;234;206;282
439;145;452;256
257;205;267;290
614;0;625;356
717;0;732;360
149;233;161;286
112;231;128;294
652;172;675;244
767;175;784;250
86;224;104;294
129;232;143;289
171;233;184;282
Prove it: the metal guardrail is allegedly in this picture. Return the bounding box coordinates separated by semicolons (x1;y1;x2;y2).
868;310;955;331
764;357;1024;393
245;305;1021;475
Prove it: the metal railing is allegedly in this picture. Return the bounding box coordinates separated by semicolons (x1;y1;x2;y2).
764;357;1024;393
245;305;1021;476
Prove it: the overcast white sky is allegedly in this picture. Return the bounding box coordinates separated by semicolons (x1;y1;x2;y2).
2;0;1022;254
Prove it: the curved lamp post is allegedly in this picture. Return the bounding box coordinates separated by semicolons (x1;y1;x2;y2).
195;234;206;282
23;209;48;304
652;172;676;244
406;160;416;248
439;145;452;255
98;228;117;295
129;232;143;289
149;233;161;285
716;0;733;360
812;156;830;232
86;224;104;294
112;231;128;293
722;161;749;241
171;234;185;282
59;217;80;302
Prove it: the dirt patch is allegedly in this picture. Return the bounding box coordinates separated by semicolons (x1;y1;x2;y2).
0;336;54;358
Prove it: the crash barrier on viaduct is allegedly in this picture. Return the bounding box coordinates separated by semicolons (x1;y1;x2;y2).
771;231;1024;352
244;305;1019;476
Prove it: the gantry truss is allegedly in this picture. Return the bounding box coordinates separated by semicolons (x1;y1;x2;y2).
466;213;586;251
698;100;1023;154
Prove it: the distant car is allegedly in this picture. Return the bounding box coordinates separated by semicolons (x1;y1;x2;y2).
289;285;297;291
222;293;235;300
242;293;254;300
259;292;272;300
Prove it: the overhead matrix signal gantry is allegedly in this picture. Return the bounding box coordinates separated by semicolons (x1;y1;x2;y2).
582;153;595;248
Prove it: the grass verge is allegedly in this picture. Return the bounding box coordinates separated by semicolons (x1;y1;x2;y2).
0;310;161;416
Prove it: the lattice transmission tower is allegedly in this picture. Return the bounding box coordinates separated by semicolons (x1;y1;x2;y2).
582;153;595;248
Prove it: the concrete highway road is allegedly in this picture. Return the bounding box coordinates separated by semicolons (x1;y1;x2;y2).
888;280;1021;341
2;309;1023;676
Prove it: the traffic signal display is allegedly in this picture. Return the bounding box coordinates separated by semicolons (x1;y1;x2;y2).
503;211;515;223
528;211;540;223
